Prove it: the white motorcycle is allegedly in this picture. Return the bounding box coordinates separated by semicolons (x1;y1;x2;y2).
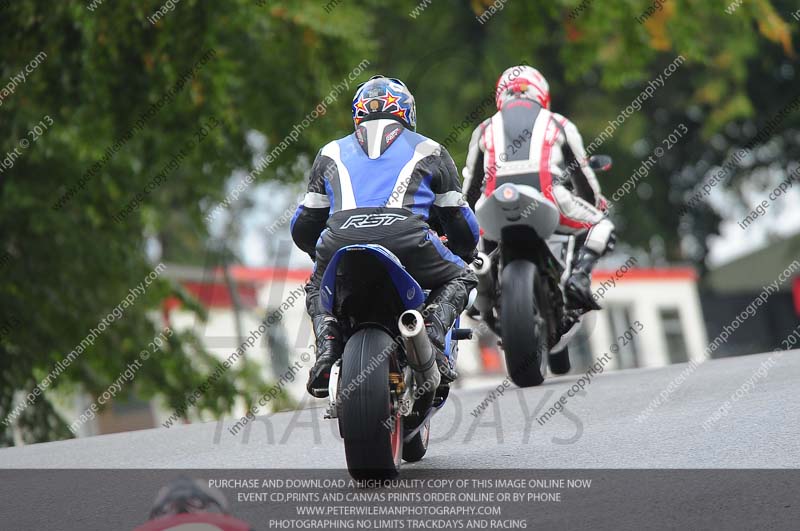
472;155;612;387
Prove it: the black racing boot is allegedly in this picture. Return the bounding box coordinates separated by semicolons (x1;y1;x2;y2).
565;248;602;312
306;315;343;398
423;273;476;384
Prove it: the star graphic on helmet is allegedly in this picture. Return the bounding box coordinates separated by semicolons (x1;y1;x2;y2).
381;89;400;108
391;108;408;121
354;98;368;113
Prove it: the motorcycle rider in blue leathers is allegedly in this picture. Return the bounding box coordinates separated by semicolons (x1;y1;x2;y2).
291;75;479;398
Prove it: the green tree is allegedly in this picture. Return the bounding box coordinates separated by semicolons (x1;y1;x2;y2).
0;0;373;445
2;0;797;445
367;0;796;261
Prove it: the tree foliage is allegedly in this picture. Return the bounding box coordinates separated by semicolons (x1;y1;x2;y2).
0;0;371;445
2;0;797;444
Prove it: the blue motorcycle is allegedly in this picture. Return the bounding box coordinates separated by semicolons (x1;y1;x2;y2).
320;244;472;479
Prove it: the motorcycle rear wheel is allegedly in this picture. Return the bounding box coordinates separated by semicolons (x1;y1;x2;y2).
339;327;402;479
500;260;548;387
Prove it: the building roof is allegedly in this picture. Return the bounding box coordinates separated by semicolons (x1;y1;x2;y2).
165;263;699;309
706;232;800;294
593;268;697;282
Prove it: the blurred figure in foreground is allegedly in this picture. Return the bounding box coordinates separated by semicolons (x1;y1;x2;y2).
133;477;253;531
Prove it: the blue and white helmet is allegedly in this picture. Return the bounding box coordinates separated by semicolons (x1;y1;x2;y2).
352;75;417;131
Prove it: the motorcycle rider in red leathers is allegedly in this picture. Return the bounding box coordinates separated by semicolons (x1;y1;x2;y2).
462;65;616;312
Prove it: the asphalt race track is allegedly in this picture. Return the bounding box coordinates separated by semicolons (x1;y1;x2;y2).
1;351;798;469
2;352;799;530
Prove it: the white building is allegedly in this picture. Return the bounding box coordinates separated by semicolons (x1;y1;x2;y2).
72;263;708;436
576;267;708;371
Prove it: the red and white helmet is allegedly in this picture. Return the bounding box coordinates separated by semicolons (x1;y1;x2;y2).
495;65;550;110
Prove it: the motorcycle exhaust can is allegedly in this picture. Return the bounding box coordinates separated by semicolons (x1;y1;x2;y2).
399;310;441;395
474;252;492;276
472;253;494;315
